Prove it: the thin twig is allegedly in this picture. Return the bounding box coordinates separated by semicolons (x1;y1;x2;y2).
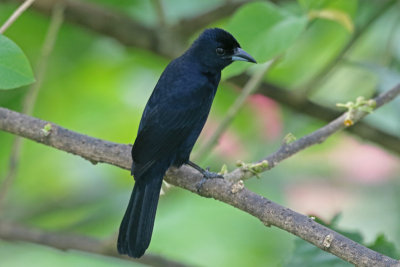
0;221;190;267
230;74;400;156
298;0;396;96
152;0;167;27
0;0;35;34
0;84;399;265
224;84;400;182
193;60;275;160
0;3;64;210
24;3;64;115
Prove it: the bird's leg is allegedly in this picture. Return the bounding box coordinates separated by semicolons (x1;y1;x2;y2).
187;161;223;179
187;161;223;192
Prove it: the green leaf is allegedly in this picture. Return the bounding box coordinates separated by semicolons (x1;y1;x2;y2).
285;238;352;267
308;8;354;32
298;0;331;10
368;234;399;259
299;0;357;32
253;16;308;62
298;0;357;16
223;2;307;79
0;34;35;90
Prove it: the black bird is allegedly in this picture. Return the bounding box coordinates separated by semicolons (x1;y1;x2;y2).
118;28;256;258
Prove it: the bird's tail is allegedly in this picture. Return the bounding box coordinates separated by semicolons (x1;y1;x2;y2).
117;168;164;258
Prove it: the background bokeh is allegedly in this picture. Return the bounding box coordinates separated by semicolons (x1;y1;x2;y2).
0;0;400;266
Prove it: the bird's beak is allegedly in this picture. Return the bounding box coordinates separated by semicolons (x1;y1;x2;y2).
232;48;257;63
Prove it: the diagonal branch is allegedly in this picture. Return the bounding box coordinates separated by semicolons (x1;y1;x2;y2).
0;221;190;267
229;75;400;156
225;83;400;182
0;0;35;33
1;83;400;265
151;0;167;28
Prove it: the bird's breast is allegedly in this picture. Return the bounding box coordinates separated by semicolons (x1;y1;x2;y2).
201;71;220;88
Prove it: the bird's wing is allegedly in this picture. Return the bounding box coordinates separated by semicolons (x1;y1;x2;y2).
131;91;210;178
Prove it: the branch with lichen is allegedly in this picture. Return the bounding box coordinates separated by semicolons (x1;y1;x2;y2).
0;83;399;266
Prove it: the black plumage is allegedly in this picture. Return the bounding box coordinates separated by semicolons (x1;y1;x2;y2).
117;28;256;258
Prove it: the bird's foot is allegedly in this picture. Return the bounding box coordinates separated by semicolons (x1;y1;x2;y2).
203;167;224;179
196;167;224;192
186;161;224;192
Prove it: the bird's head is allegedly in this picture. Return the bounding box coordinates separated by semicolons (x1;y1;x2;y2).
188;28;256;72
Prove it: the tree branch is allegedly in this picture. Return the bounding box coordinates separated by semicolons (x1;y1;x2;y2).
0;0;35;33
1;82;400;265
151;0;167;28
0;221;190;267
225;83;400;182
229;74;400;156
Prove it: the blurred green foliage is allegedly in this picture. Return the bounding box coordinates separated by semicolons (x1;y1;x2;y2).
223;1;308;78
1;0;400;266
285;215;399;266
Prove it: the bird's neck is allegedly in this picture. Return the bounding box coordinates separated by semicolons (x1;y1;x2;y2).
184;49;224;75
201;70;221;88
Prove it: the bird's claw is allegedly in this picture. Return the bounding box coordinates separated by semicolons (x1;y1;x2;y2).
196;179;207;192
196;168;224;192
203;168;224;179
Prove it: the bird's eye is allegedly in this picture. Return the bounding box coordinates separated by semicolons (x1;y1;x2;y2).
216;48;225;55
